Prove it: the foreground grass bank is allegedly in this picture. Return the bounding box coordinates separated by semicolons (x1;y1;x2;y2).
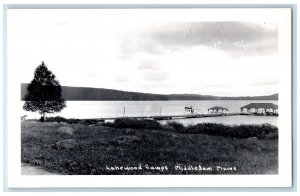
21;118;278;175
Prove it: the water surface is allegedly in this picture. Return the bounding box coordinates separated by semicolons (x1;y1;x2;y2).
22;100;278;126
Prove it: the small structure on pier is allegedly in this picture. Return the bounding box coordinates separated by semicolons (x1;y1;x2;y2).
185;106;195;114
208;106;228;114
240;103;278;115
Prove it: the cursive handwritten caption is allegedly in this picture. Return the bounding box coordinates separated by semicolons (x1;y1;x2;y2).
105;164;237;172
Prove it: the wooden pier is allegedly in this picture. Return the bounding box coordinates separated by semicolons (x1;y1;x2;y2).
93;112;250;122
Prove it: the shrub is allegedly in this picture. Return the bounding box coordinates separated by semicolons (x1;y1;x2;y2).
46;116;67;123
66;119;82;124
166;121;185;130
83;119;99;125
46;117;277;140
180;123;277;140
113;118;162;130
101;122;115;127
46;116;103;125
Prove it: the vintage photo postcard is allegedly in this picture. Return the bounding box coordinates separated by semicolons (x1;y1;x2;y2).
5;7;292;188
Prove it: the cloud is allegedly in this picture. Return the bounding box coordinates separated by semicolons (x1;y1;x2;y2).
114;76;130;83
248;79;278;86
142;70;170;82
121;22;278;57
137;60;161;70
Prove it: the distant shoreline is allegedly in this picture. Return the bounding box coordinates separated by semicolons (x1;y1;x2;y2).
21;83;278;101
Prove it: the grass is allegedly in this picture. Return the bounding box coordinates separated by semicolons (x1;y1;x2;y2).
21;118;278;175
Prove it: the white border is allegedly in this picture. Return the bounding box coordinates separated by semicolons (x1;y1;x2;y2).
6;8;292;188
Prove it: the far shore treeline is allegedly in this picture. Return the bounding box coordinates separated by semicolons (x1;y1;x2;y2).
21;83;278;101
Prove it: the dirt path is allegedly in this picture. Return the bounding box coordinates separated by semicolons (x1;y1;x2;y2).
21;163;60;175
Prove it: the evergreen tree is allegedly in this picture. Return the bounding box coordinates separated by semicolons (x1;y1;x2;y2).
23;62;66;121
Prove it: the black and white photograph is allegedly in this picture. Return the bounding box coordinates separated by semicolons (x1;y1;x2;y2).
5;7;292;188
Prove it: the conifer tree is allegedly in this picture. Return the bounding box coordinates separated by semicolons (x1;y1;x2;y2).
23;62;66;121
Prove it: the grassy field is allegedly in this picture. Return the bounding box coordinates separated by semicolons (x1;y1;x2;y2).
21;119;278;175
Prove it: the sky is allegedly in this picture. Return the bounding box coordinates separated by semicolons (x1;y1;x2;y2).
8;9;280;96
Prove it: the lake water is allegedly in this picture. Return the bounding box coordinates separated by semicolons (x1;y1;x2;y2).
22;100;278;126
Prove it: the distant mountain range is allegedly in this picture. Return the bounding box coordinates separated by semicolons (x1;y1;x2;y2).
21;83;278;101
